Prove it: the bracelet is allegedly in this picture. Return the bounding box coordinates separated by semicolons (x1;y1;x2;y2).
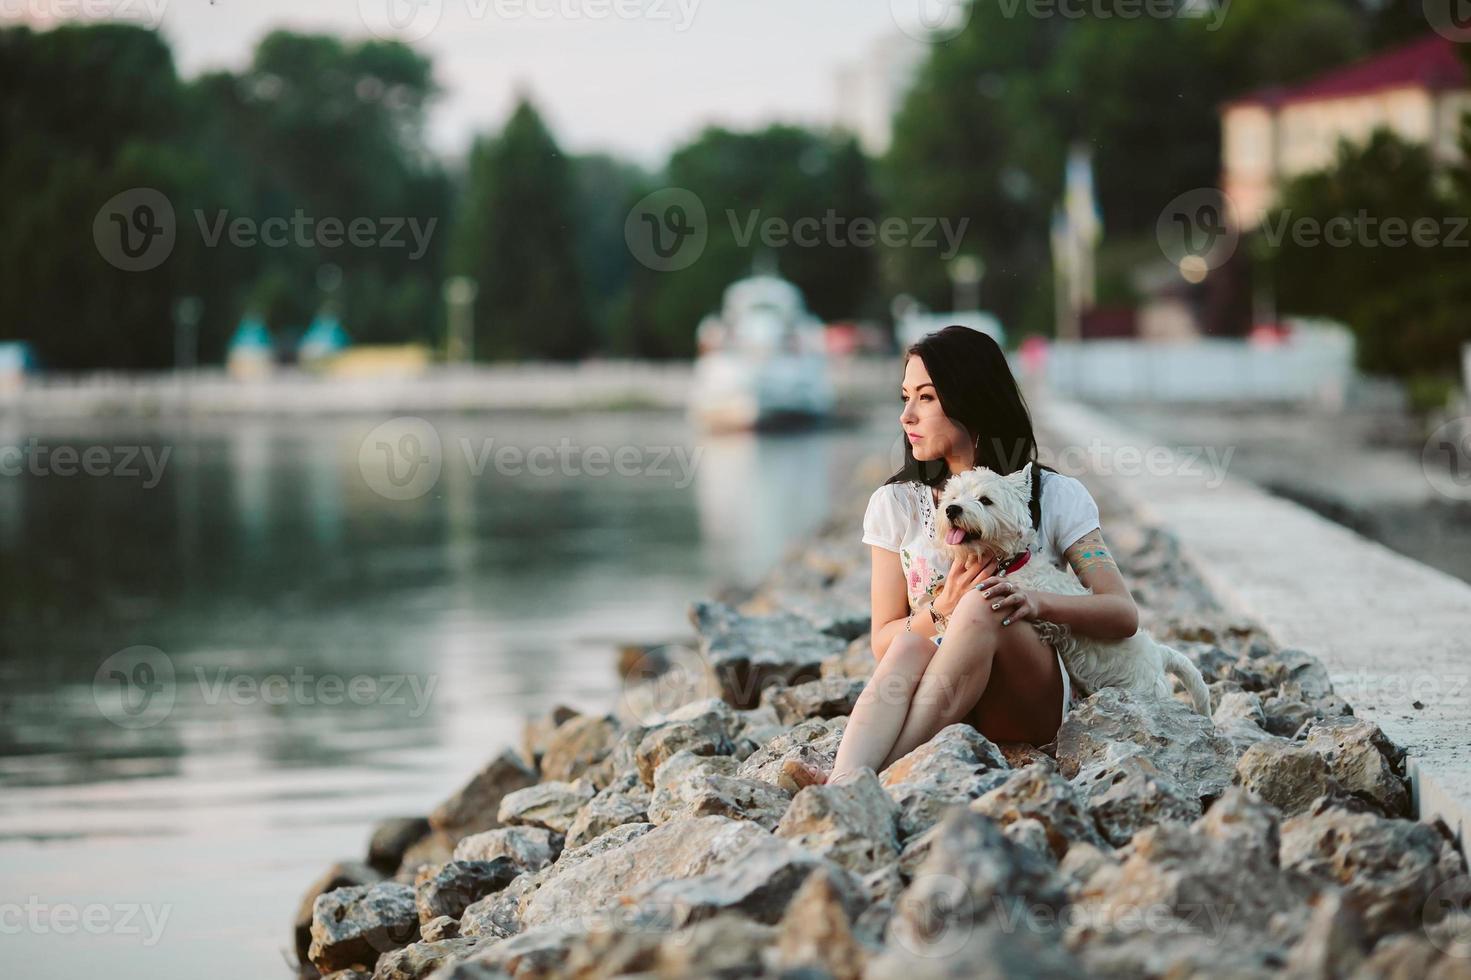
930;600;949;631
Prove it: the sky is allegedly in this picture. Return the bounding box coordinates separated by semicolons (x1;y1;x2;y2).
9;0;951;169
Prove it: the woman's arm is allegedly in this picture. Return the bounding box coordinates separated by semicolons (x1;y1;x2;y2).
870;546;922;662
1033;528;1139;640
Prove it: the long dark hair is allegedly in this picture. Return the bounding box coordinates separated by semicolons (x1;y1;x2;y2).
883;325;1054;531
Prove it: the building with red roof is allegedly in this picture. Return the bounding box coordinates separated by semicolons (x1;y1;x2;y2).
1221;35;1470;228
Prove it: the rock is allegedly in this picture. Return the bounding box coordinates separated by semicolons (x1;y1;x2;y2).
518;815;770;929
563;774;649;848
394;832;454;881
1002;817;1056;861
879;723;1011;841
495;779;596;834
1234;741;1342;817
419;915;459;942
1073;753;1201;846
458;872;536;942
294;861;382;965
450;827;563;874
998;741;1057;771
536;713;620;785
1262;648;1334;700
370;937;483;980
737;716;846;789
626;834;864;929
775;767;900;874
773;866;869;980
634;720;731;788
1282;889;1368;979
1280;805;1466;941
414;859;520;923
1301;717;1410;817
970;767;1107;860
367;818;431;876
647;750;791;830
1261;696;1319;737
821;635;877;682
1056;841;1117;891
887;808;1067;962
520;704;580;775
1351;931;1471;980
437;922;585;979
641;914;778;978
761;676;866;726
868;924;1085;978
429;750;538;842
688;600;844;708
1055;688;1239;804
1195;786;1282;865
308;881;420;974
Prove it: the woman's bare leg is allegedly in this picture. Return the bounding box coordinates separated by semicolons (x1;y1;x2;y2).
879;590;1063;768
784;632;937;788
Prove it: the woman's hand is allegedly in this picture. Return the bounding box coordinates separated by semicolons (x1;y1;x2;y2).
933;553;998;618
977;575;1045;627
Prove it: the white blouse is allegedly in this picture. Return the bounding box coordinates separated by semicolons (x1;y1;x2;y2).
861;470;1102;612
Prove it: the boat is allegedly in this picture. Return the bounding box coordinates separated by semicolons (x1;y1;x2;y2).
689;275;836;432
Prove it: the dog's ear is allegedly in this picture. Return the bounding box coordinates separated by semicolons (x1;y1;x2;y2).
1005;461;1033;485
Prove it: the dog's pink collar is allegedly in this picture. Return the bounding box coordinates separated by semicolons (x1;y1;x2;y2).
1000;550;1031;575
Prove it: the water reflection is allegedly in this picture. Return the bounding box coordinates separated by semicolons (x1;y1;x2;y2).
0;407;887;979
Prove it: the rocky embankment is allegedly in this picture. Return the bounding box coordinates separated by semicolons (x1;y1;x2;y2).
291;471;1471;979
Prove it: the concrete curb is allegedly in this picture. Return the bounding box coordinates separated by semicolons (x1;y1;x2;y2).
1035;393;1471;855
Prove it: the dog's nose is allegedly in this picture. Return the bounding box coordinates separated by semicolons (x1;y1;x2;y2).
946;504;962;520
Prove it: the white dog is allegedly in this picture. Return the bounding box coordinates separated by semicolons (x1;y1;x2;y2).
932;463;1211;715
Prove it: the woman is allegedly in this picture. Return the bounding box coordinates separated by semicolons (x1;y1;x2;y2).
783;326;1139;789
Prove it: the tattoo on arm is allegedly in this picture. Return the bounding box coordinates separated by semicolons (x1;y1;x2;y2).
1067;530;1117;575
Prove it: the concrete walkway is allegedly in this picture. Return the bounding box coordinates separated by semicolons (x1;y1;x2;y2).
1035;394;1471;850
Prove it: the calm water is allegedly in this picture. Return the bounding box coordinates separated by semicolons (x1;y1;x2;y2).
0;407;890;978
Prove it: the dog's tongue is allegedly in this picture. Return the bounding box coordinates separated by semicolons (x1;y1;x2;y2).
946;527;967;545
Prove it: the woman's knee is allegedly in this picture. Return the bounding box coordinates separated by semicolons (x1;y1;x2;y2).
951;588;1002;635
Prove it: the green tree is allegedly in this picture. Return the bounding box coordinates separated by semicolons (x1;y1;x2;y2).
451;97;592;361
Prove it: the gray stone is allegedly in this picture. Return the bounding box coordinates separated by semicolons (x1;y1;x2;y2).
1301;717;1410;817
688;600;845;708
970;766;1107;860
646;749;791;830
450;826;562;874
428;750;539;842
879;723;1011;841
1073;753;1201;846
369;937;483;980
737;715;847;789
1234;740;1342;817
308;881;420;974
1055;688;1239;804
562;773;649;848
761;676;867;727
494;779;596;834
367;817;431;876
294;861;381;965
518;815;770;929
536;713;620;785
414;859;520;923
774;767;900;875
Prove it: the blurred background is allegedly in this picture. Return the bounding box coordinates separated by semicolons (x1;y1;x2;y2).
2;1;1470;976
